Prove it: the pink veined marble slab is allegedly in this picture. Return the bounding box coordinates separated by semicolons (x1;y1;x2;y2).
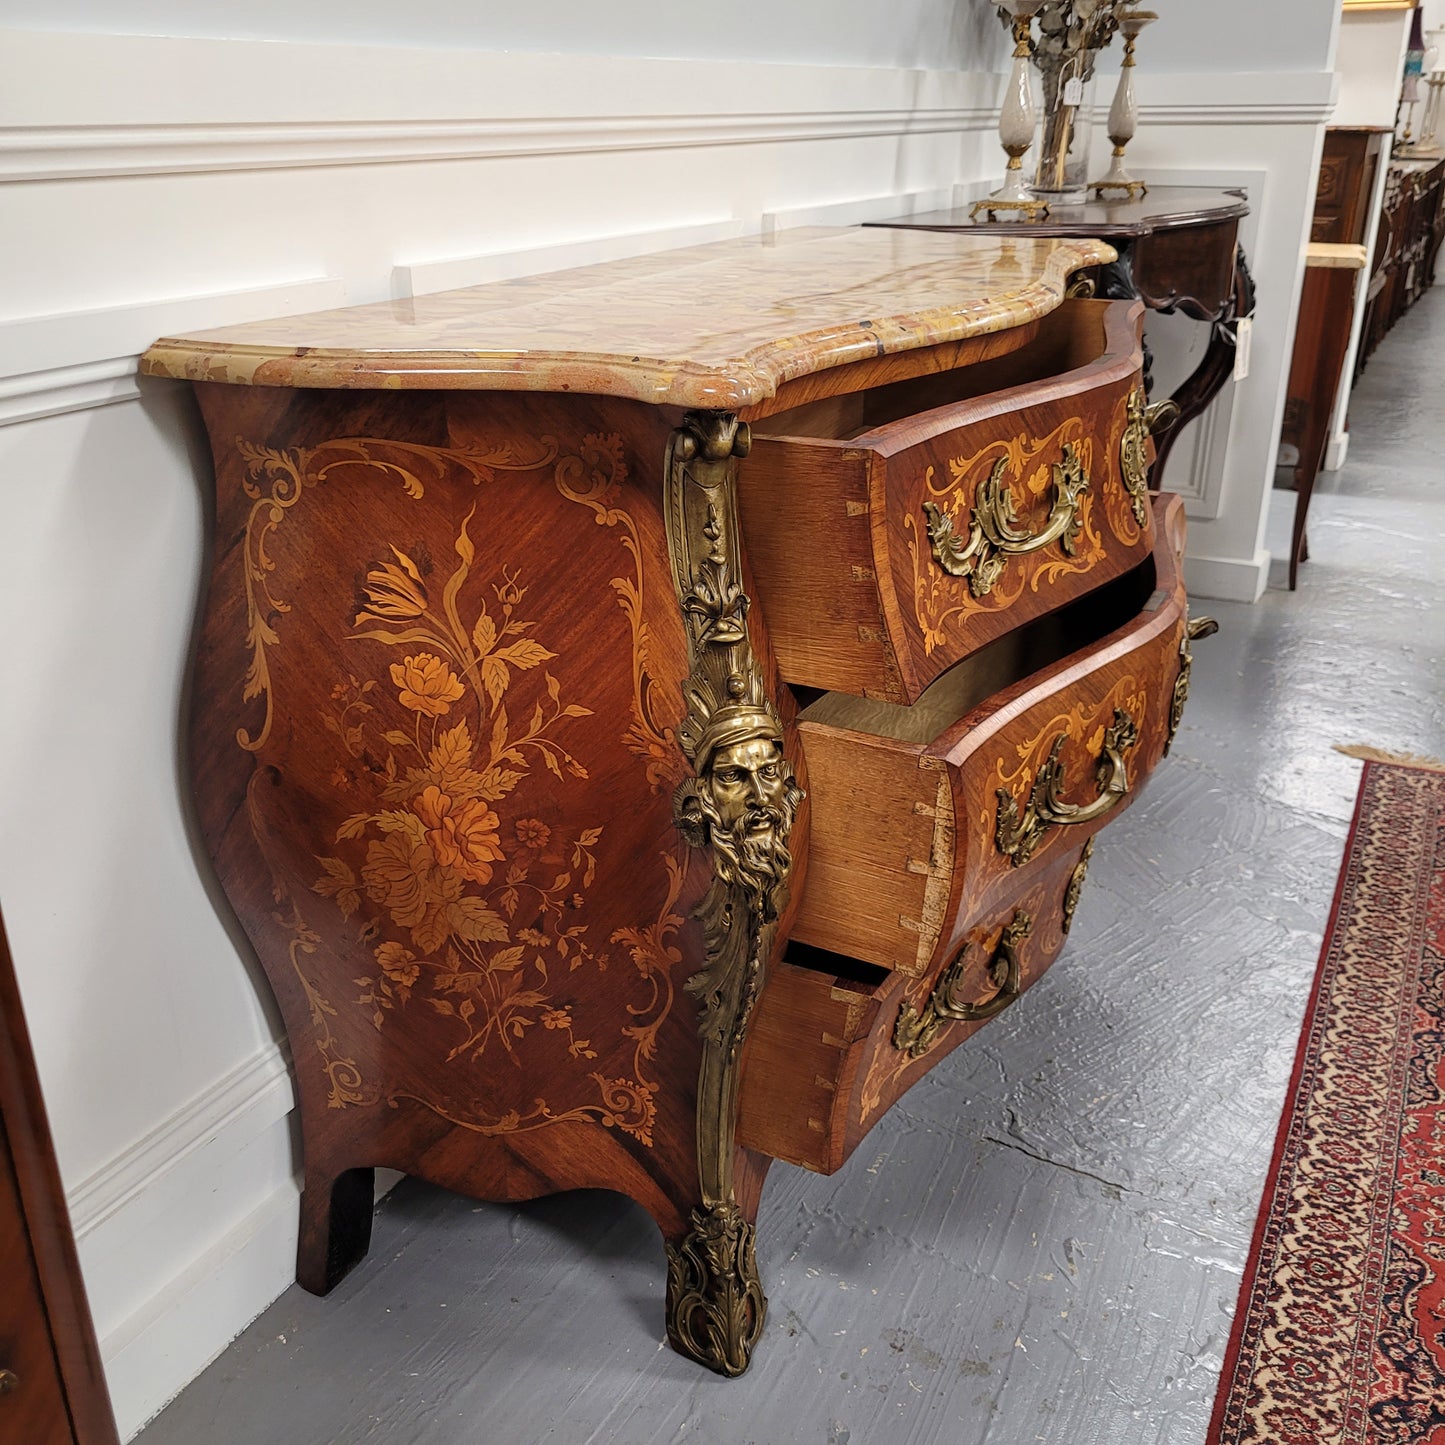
140;226;1115;409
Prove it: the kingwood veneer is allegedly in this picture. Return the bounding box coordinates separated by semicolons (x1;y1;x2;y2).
141;227;1211;1376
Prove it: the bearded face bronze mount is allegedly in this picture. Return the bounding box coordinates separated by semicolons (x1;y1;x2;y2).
663;409;804;1376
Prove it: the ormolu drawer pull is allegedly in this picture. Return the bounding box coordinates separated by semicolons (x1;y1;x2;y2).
995;707;1139;866
0;1369;18;1395
1165;614;1219;755
1120;388;1182;526
1146;398;1181;434
894;910;1033;1058
921;442;1089;598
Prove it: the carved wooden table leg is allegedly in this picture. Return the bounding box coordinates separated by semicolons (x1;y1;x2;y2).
1148;246;1256;487
1283;252;1365;590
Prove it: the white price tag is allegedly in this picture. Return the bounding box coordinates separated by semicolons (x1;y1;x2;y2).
1063;76;1085;107
1233;315;1253;381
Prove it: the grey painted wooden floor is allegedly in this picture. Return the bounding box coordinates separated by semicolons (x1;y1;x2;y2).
138;290;1445;1445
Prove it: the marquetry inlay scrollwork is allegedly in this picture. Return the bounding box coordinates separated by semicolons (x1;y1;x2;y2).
663;409;804;1378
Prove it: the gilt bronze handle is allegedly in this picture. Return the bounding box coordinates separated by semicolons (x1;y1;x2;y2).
995;707;1139;866
922;442;1089;599
1120;385;1180;526
1144;398;1180;433
893;911;1034;1059
1165;614;1219;755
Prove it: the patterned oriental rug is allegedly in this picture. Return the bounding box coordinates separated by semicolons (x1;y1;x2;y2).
1209;759;1445;1445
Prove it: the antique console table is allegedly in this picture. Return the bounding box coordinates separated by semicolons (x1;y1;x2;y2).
141;228;1210;1377
866;186;1254;489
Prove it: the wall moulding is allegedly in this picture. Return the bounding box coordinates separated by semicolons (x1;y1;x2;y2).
397;192;964;297
67;1041;293;1241
0;277;345;425
1;29;1336;185
2;107;999;184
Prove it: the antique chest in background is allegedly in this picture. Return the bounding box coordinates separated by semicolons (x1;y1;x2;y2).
141;228;1206;1376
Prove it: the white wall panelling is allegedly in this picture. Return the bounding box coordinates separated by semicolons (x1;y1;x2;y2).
396;221;750;298
398;189;974;299
0;280;347;425
1334;9;1412;128
1116;73;1337;602
0;13;1339;1435
0;0;1011;73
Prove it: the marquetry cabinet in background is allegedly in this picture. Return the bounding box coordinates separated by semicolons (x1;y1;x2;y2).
1360;152;1445;369
1311;127;1389;247
0;909;120;1445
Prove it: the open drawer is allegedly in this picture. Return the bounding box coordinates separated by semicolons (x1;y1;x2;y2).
738;843;1088;1173
737;494;1203;1174
738;298;1155;704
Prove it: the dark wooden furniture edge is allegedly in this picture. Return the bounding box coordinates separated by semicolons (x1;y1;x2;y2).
0;908;120;1445
862;187;1249;241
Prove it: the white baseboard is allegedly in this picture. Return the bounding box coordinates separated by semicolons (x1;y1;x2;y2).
761;185;962;234
69;1042;299;1438
68;1044;293;1238
67;1040;404;1439
1183;548;1272;603
105;1184;300;1441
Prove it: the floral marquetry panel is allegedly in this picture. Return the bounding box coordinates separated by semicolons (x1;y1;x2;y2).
188;383;784;1241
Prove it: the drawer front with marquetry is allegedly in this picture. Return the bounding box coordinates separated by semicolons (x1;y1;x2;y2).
740;299;1157;704
789;493;1194;983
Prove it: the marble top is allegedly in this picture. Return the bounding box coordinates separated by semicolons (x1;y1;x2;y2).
140;227;1115;409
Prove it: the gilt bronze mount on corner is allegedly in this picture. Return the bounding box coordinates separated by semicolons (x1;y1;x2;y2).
1120;385;1180;523
663;409;804;1377
1166;615;1219;755
1061;837;1095;935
